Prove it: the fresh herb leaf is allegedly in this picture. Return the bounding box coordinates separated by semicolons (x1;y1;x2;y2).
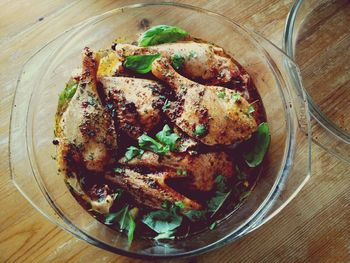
138;134;170;155
162;99;171;111
161;200;172;210
235;166;247;180
125;146;144;161
188;51;197;59
239;190;252;202
58;80;78;109
209;221;217;230
142;209;183;234
183;210;206;222
174;201;185;209
193;124;206;137
207;175;232;216
247;105;255;114
104;205;136;242
232;93;241;102
124;53;161;74
214;175;228;193
217;91;226;99
114;167;125;174
176;168;182;176
171;54;185;70
207;191;231;213
138;25;188;47
154;230;176;241
155;125;179;151
243;122;270;167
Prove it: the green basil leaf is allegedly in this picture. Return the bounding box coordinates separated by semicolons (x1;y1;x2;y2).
142;210;183;234
214;175;228;193
171;54;185;70
58;80;78;109
125;146;144;161
104;205;136;242
124;53;161;74
138;134;170;155
207;191;231;213
183;210;206;222
138;25;188;47
155;124;179;151
243;122;270;167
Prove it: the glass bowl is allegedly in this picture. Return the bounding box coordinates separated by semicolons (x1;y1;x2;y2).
10;3;311;259
284;0;350;163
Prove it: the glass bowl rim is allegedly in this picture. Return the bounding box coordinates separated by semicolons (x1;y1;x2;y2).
283;0;350;163
10;2;310;259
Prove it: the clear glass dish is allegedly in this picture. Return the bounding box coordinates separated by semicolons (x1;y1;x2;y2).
284;0;350;163
10;3;311;259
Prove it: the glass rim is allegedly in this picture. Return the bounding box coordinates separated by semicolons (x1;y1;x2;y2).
10;2;311;259
283;0;350;164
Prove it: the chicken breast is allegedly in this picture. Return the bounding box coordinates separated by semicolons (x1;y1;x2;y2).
121;151;234;192
113;41;240;84
57;47;118;172
151;57;257;146
105;168;201;211
99;77;166;139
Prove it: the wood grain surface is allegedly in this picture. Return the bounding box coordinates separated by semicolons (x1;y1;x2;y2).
0;0;349;262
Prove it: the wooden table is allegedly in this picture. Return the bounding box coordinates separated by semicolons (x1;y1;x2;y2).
1;0;349;262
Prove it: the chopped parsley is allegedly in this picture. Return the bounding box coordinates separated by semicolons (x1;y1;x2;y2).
176;168;187;176
232;93;241;102
162;99;171;111
114;167;125;174
138;134;170;155
188;51;197;59
193;124;207;137
124;146;144;161
247;105;255;114
155;124;179;151
217;91;226;99
171;54;185;70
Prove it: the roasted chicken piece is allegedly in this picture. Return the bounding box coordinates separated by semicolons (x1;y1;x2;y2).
151;58;257;146
57;48;118;172
113;41;240;84
105;168;201;211
121;151;234;192
99;77;166;139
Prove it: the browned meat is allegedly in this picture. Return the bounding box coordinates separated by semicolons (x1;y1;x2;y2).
120;151;234;192
105;168;201;211
113;41;240;84
151;58;257;146
99;77;166;139
57;48;118;172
